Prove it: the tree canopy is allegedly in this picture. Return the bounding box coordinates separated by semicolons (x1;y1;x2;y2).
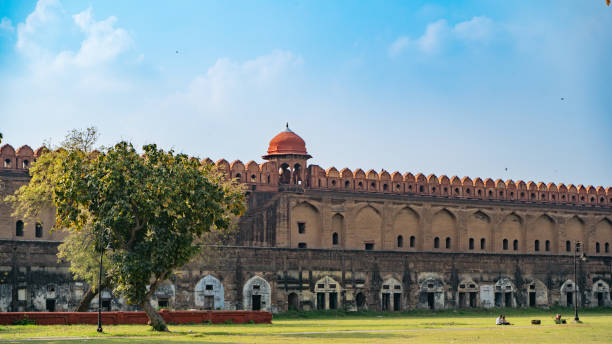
54;141;245;330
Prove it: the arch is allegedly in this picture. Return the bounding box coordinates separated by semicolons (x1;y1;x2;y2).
292;202;321;248
560;279;581;307
591;280;611;307
314;276;341;310
457;279;479;308
391;207;419;250
523;278;548;307
195;275;224;310
279;163;291;184
528;215;555;253
593;218;612;256
497;213;522;253
564;216;584;254
349;205;382;250
355;292;366;310
465;211;490;252
494;277;516;308
35;222;43;238
431;209;456;250
419;278;445;309
243;275;271;311
380;277;403;311
397;235;403;248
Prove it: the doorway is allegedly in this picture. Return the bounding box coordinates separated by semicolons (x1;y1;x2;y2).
469;292;477;307
46;299;56;312
393;293;401;311
504;293;512;307
329;292;338;310
427;293;435;310
288;293;298;311
458;292;465;307
596;292;604;307
317;293;325;310
356;292;365;310
566;292;573;306
529;292;536;307
252;295;262;311
204;295;214;310
382;293;390;311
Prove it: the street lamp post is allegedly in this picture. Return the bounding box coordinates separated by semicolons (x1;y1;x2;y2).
573;241;586;322
97;238;104;333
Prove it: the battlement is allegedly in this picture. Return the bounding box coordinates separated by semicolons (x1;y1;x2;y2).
3;143;610;208
208;156;611;208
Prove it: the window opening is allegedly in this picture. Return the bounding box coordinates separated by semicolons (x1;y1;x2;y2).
596;242;600;253
297;222;305;234
397;235;403;248
16;220;24;237
365;243;374;250
469;238;474;250
534;240;540;252
410;236;415;248
513;240;518;251
332;232;339;245
434;237;440;249
480;238;485;250
545;240;550;251
298;242;307;248
503;239;508;250
445;237;451;249
35;223;42;238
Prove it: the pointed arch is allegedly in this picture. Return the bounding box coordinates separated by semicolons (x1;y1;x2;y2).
195;275;224;310
243;275;271;311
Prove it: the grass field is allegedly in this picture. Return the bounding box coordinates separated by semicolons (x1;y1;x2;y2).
1;308;611;343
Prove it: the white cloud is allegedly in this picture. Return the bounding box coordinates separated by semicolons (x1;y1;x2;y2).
416;19;449;53
165;50;303;114
0;17;14;32
55;7;131;67
16;0;61;58
389;16;494;56
452;16;494;41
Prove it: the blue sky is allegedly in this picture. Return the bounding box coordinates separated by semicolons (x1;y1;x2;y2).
0;0;611;187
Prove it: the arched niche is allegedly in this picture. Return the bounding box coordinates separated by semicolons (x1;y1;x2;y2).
349;205;381;250
419;278;445;310
195;275;224;310
314;276;341;310
243;275;271;312
291;202;321;248
465;211;490;252
523;278;548;307
527;215;555;253
560;279;581;307
494;278;515;308
380;277;403;311
391;207;419;250
563;216;584;254
591;280;610;307
431;209;456;251
457;279;479;307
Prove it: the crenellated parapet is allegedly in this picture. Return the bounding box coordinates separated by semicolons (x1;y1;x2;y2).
306;164;611;208
0;144;40;170
4;142;610;208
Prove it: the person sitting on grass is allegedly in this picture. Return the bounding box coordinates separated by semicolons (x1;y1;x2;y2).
554;314;566;324
496;315;511;325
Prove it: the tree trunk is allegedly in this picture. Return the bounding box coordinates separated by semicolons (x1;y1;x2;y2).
75;286;98;312
142;297;168;331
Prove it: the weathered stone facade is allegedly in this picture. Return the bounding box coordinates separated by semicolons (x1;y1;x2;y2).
0;127;611;313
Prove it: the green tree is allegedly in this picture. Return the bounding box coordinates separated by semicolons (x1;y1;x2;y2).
5;128;108;311
54;141;244;331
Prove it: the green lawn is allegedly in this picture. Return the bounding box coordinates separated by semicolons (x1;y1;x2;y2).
1;308;611;343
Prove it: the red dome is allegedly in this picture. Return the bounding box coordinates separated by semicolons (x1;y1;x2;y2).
265;124;309;156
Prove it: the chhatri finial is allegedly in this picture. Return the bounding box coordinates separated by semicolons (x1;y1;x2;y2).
284;122;292;132
286;122;289;129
